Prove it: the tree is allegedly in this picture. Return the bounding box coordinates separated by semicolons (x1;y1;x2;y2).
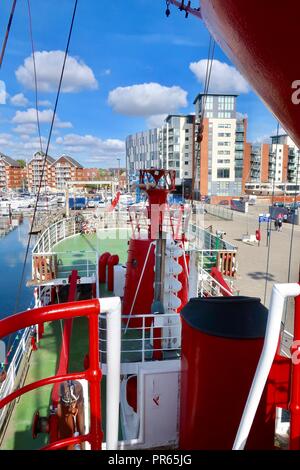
17;159;26;168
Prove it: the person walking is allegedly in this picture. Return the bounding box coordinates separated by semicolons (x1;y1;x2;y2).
276;213;283;232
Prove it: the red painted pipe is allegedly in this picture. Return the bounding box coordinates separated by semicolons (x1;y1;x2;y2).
289;289;300;449
0;299;100;338
0;298;103;451
0;372;86;410
107;255;119;292
210;267;233;297
88;309;103;450
152;323;163;361
42;431;88;450
98;252;111;284
51;270;79;407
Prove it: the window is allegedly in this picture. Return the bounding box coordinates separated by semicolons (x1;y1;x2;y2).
185;145;189;149
185;137;189;142
206;111;213;118
185;161;189;165
218;132;231;137
184;171;189;176
218;142;230;147
217;168;230;178
205;96;213;110
185;129;189;133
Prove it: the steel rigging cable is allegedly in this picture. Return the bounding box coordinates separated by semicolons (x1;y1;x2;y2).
14;0;79;315
192;35;215;203
263;121;280;305
0;0;17;69
27;0;43;155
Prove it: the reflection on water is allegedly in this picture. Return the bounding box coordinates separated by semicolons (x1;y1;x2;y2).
0;218;35;320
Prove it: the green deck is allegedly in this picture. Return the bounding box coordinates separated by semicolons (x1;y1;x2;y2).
1;231;128;450
55;230;129;261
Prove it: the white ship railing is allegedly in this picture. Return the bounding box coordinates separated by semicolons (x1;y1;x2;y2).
99;312;181;368
0;327;31;431
32;250;98;281
32;209;237;257
198;267;234;297
32;211;130;255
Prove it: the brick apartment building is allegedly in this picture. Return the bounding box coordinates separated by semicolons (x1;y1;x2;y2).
0;153;23;190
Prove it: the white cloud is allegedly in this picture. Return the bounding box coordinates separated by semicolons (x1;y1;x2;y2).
101;69;111;76
189;59;250;94
237;112;248;120
0;133;53;159
55;120;73;129
0;81;6;104
13;124;37;135
16;50;98;93
253;134;271;144
108;82;188;116
0;133;12;146
146;114;167;128
11;107;72;131
13;108;53;124
10;93;29;107
56;133;125;164
38;100;52;107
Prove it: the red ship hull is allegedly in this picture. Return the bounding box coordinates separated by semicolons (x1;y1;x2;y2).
200;0;300;147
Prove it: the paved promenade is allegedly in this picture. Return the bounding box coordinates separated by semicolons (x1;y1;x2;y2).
203;204;300;335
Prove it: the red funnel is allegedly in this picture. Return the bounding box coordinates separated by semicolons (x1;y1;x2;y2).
201;0;300;147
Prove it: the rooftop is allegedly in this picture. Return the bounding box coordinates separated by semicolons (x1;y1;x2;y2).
0;153;21;167
193;92;238;104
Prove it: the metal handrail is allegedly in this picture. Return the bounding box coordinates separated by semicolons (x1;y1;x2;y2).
0;299;103;450
99;312;181;363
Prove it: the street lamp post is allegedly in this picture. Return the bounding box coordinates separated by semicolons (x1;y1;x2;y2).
117;158;121;190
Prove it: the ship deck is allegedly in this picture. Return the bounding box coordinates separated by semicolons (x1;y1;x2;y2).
1;233;127;450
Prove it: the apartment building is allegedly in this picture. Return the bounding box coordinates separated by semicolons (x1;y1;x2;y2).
269;134;300;184
245;135;300;193
161;115;195;192
126;115;195;194
0;154;23;190
82;168;100;180
246;143;270;183
194;93;248;198
126;128;161;183
52;155;84;190
26;151;55;192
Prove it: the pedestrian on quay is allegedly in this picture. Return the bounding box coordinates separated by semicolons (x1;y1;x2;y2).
276;213;283;232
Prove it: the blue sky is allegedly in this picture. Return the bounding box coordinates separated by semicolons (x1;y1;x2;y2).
0;0;278;167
